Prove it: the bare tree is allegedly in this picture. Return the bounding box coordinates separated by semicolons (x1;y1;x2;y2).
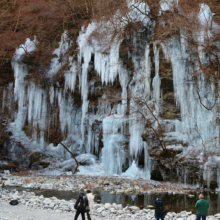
131;96;167;151
27;126;80;173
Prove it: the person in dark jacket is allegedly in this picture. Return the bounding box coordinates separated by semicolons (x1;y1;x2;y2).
74;188;86;220
154;197;165;220
195;194;209;220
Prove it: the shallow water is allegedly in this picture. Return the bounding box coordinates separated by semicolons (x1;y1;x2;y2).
6;187;220;215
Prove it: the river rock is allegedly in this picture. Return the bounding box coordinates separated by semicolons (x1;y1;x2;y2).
214;214;220;219
128;206;140;211
134;185;140;190
116;189;124;194
188;194;194;198
187;215;196;220
4;170;11;176
110;208;117;213
97;207;105;213
125;187;134;193
104;203;111;209
207;216;218;220
117;204;122;210
94;204;101;209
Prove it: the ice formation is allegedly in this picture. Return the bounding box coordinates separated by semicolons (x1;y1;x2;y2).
2;0;220;182
160;3;219;149
48;31;71;76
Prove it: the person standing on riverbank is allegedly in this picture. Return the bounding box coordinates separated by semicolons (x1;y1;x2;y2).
86;190;94;220
74;188;87;220
195;194;209;220
154;197;165;220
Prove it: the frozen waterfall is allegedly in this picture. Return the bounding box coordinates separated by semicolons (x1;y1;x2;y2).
2;0;220;182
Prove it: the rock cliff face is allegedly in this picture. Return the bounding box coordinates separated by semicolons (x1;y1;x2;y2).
148;146;220;189
1;0;220;189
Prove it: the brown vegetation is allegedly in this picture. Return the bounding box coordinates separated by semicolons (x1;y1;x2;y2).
1;0;219;80
0;0;124;63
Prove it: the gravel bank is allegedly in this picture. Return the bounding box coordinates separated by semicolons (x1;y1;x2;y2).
2;172;197;195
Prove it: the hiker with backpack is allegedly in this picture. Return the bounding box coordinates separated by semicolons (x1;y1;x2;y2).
74;188;88;220
154;197;165;220
86;190;95;220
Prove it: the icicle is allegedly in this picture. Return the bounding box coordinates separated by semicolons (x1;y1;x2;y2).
203;157;211;188
2;89;5;111
64;61;77;92
102;115;127;174
184;169;188;185
129;117;144;158
215;157;220;191
152;44;161;113
12;37;38;132
144;142;151;179
161;4;220;148
48;31;70;76
144;44;151;95
13;37;38;61
159;0;178;15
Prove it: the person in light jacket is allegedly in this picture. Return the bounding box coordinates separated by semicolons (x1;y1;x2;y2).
195;194;209;220
86;190;95;220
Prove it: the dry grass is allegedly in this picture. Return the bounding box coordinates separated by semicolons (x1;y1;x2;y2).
0;0;87;66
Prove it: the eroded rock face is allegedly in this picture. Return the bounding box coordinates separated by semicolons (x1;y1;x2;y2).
38;161;50;168
150;161;164;181
0;140;29;172
28;152;50;170
144;45;218;188
148;144;219;189
0;141;52;172
0;61;15;172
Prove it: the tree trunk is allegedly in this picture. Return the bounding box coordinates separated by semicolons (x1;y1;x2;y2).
60;142;79;174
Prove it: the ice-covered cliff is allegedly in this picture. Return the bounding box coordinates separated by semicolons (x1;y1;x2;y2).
2;0;220;188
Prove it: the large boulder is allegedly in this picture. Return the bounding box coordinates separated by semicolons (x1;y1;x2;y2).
0;140;28;172
28;152;50;170
58;159;77;172
148;144;220;189
76;153;98;166
29;152;45;164
0;161;18;172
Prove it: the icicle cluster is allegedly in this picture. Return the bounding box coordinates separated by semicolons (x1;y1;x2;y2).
2;0;220;181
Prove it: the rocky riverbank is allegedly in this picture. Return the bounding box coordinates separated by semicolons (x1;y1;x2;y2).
1;171;220;219
1;171;199;195
0;188;220;220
